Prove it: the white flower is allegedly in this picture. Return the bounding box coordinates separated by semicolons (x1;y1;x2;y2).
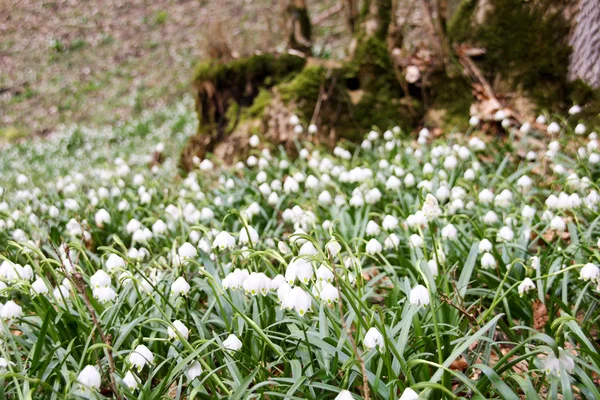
168;320;189;340
223;334;243;351
481;252;496;269
421;194;442;220
106;254;125;272
299;241;318;256
568;105;581;115
497;226;514;242
185;361;203;380
284;177;299;193
575;123;586;135
386;175;401;190
365;188;382;204
318;281;339;304
285;258;313;285
550;216;566;232
399;388;420;400
366;220;380;236
32;277;49;295
483;211;498;224
249;134;260;147
518;278;536;296
308;124;318;134
129;344;154;371
384;234;400;249
547;122;560;134
151;219;166;235
366;238;382;254
213;231;236;250
522;205;536;219
1;300;22;320
409;284;430;307
94;209;110;227
171;277;190;297
222;268;249;290
479;189;494;203
469;116;480;126
409;234;423;248
316;264;334;283
78;365;101;391
93;286;117;303
544;347;574;376
405;65;420;83
441;224;457;240
382;215;399;231
363;327;384;350
123;370;140;390
178;242;198;260
281;286;312;316
580;263;599;281
242;272;271;296
91;270;111;288
326;240;341;256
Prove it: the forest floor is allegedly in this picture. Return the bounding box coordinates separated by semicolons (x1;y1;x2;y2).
0;0;346;140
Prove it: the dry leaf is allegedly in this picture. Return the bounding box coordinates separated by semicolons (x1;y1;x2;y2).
533;299;549;330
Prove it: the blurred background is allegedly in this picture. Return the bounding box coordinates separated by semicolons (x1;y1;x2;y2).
1;0;598;143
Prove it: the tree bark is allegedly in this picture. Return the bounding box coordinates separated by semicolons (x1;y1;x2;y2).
568;0;600;88
284;0;312;55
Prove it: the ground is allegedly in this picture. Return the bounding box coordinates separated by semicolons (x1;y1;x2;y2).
0;0;347;139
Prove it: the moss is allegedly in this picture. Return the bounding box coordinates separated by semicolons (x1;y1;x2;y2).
568;80;600;126
279;34;418;139
449;0;572;109
244;89;273;119
428;73;473;130
194;53;306;88
447;0;477;43
193;53;306;136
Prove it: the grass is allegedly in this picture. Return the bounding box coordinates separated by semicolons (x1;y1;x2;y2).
0;100;599;398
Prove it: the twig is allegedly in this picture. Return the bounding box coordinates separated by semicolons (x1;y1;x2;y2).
313;3;343;25
57;243;122;400
330;254;370;400
437;290;479;327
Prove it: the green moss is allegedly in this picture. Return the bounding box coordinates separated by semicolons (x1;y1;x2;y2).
449;0;572;109
244;89;273;119
279;34;417;139
279;65;325;104
194;53;306;88
447;0;477;43
429;73;473;130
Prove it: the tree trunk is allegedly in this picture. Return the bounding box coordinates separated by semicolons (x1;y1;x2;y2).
568;0;600;88
284;0;312;55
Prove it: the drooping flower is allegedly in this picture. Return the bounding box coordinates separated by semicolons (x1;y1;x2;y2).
281;286;312;316
123;370;140;390
580;263;599;281
129;344;154;371
213;231;236;250
0;300;23;320
185;361;203;381
363;327;384;350
335;390;354;400
223;334;243;352
409;284;430;307
106;254;126;272
518;278;536;296
168;320;189;340
421;194;442;220
171;277;190;297
399;388;420;400
239;226;259;245
77;365;101;391
544;347;574;376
